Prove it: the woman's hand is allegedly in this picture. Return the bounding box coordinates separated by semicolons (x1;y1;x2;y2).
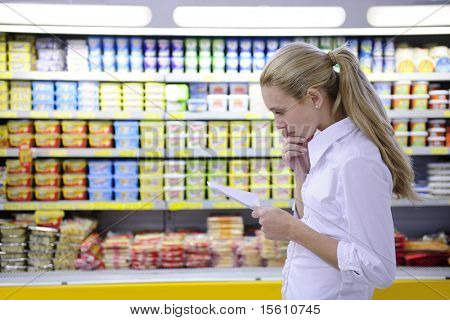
282;136;311;177
251;207;297;241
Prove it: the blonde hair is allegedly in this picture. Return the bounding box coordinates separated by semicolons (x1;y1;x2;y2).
261;42;419;201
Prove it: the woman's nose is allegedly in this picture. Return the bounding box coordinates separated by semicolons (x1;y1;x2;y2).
274;117;286;130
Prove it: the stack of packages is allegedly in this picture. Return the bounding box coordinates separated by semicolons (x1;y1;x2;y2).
427;163;450;199
187;83;208;113
101;37;116;73
0;80;7;111
207;160;228;200
229;160;249;192
122;82;144;112
165;84;189;113
185;160;207;202
116;37;130;73
114;121;139;149
7;35;34;72
159;233;185;269
27;226;58;272
78;81;100;112
100;82;121;111
139;160;164;201
32;81;54;111
55;81;77;111
144;82;166;111
403;232;449;266
35;37;65;72
258;230;289;267
184;234;212;268
0;33;5;72
235;236;261;267
163;160;186;202
10;81;31;111
102;233;132;269
66;40;89;72
0;223;28;273
208;216;244;267
250;159;271;200
271;158;294;200
53;218;97;270
0;165;6;202
75;233;104;270
87;36;102;72
130;233;163;269
113;160;139;201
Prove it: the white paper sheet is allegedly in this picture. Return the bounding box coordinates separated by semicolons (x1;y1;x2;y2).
207;181;261;210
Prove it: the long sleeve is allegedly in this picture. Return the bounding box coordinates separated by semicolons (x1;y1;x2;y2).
337;157;396;289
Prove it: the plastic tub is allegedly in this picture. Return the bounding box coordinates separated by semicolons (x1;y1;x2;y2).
88;121;113;134
113;121;139;136
250;186;271;200
428;99;448;110
9;134;34;147
271;185;292;200
272;174;293;186
115;136;139;149
164;187;185;201
88;174;113;188
35;133;61;148
114;175;138;189
412;81;429;95
32;103;54;111
139;174;163;188
139;160;164;174
411;98;428;110
35;187;61;201
428;119;446;129
165;121;186;135
395;131;409;146
7;174;32;187
62;159;87;173
139;189;164;201
393;80;411;95
7;187;33;201
230;136;250;149
207;187;227;201
411;119;427;132
165;135;186;150
61;121;87;134
164;174;186;188
35;174;61;187
35;159;60;174
6;159;31;174
114;160;138;175
250;174;270;186
114;188;139;201
164;160;185;174
62;186;87;200
229;174;249;189
186;175;206;187
34;120;60;134
207;95;228;112
428;136;446;147
62;174;87;187
392;98;410;110
186;188;205;201
88;134;113;148
187;99;207;112
428;127;446;137
166;101;187;112
61;134;87;148
228;95;249;112
410;132;428;147
209;83;228;95
429;90;448;100
88;160;112;174
7;120;33;134
88;188;113;201
392;119;409;132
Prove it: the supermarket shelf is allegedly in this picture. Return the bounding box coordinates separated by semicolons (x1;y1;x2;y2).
1;71;450;83
1;147;448;158
387;110;450;119
1;199;449;211
0;71;164;82
0;267;448;287
1;25;450;36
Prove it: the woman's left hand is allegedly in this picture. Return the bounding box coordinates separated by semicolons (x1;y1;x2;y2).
251;207;297;241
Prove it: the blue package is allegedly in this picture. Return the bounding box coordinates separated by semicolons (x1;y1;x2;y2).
55;82;77;93
226;56;239;72
226;39;239;53
33;92;54;103
114;121;139;136
88;188;113;201
266;39;279;52
372;57;383;73
55;102;77;111
56;95;77;105
239;56;252;72
78;81;99;93
435;57;450;73
115;137;140;149
252;39;265;57
114;188;138;201
239;38;252;52
158;39;170;57
88;160;113;174
32;81;54;92
102;37;115;51
171;57;184;73
130;54;144;72
158;57;170;73
116;53;130;72
373;38;383;57
32;103;54;111
252;57;266;72
171;39;184;57
144;39;157;52
373;82;391;95
189;83;208;98
130;37;143;52
279;38;291;48
88;54;102;71
114;175;138;189
116;37;129;51
88;174;113;188
144;57;157;72
346;37;359;57
360;37;373;55
383;56;395;73
384;39;395;57
102;52;116;71
87;36;102;51
114;160;138;175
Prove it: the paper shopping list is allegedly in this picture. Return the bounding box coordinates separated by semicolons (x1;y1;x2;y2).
207;181;261;210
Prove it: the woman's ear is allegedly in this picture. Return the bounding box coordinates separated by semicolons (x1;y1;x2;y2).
306;88;323;110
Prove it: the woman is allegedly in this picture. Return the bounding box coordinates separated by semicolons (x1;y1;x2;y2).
251;43;418;300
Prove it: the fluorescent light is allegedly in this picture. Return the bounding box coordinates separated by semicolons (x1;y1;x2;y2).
173;6;346;28
0;3;152;27
367;5;450;27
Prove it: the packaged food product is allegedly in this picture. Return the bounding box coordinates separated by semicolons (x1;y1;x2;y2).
88;134;113;148
207;95;228;112
392;119;409;132
139;160;164;174
34;120;61;134
35;186;60;201
61;120;87;134
428;99;448;110
89;121;113;134
0;125;8;147
410;119;427;132
165;84;189;101
139;174;163;188
164;187;185;201
272;174;292;186
88;188;113;201
35;210;65;228
63;159;87;173
187;99;207;112
165;121;186;136
395;131;409;146
115;136;139;149
7;173;32;187
35;173;61;187
164;174;186;188
410;132;427;147
113;121;139;136
63;174;87;187
229;174;249;189
393;80;411;95
186;175;206;187
35;133;61;148
250;186;271;200
61;134;88;148
207;187;227;200
114;175;138;189
114;160;138;175
392;98;410;110
411;97;428;110
271;185;292;200
114;188;138;201
427;136;446;147
0;224;27;237
88;174;113;188
250;173;270;186
8;134;34;147
429;90;448;100
7;120;33;134
62;186;87;200
6;159;31;174
428;127;446;137
164;160;185;174
186;187;205;201
0;242;27;253
228;95;249;112
428;119;446;129
34;159;60;174
412;81;429;95
88;160;113;174
139;188;164;201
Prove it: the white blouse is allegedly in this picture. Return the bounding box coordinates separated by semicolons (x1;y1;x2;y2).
283;117;396;300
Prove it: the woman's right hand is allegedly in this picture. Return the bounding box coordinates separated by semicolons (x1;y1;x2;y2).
282;136;311;177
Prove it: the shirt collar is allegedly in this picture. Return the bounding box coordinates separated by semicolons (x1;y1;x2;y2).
308;117;357;168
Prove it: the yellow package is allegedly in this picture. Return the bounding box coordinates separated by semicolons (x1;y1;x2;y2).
229;160;249;174
0;42;6;51
0;125;8;148
230;121;250;136
35;186;61;201
35;174;61;187
35;159;60;174
6;159;30;174
10;81;31;89
229;174;250;189
0;80;8;91
0;62;6;71
8;41;31;52
208;121;229;136
139;188;164;201
139;160;164;174
62;159;87;173
0;52;6;62
208;134;228;149
8;52;31;63
8;133;33;147
8;62;32;72
250;185;271;200
9;101;31;110
7;120;33;134
88;121;113;134
61;120;87;134
271;185;292;200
